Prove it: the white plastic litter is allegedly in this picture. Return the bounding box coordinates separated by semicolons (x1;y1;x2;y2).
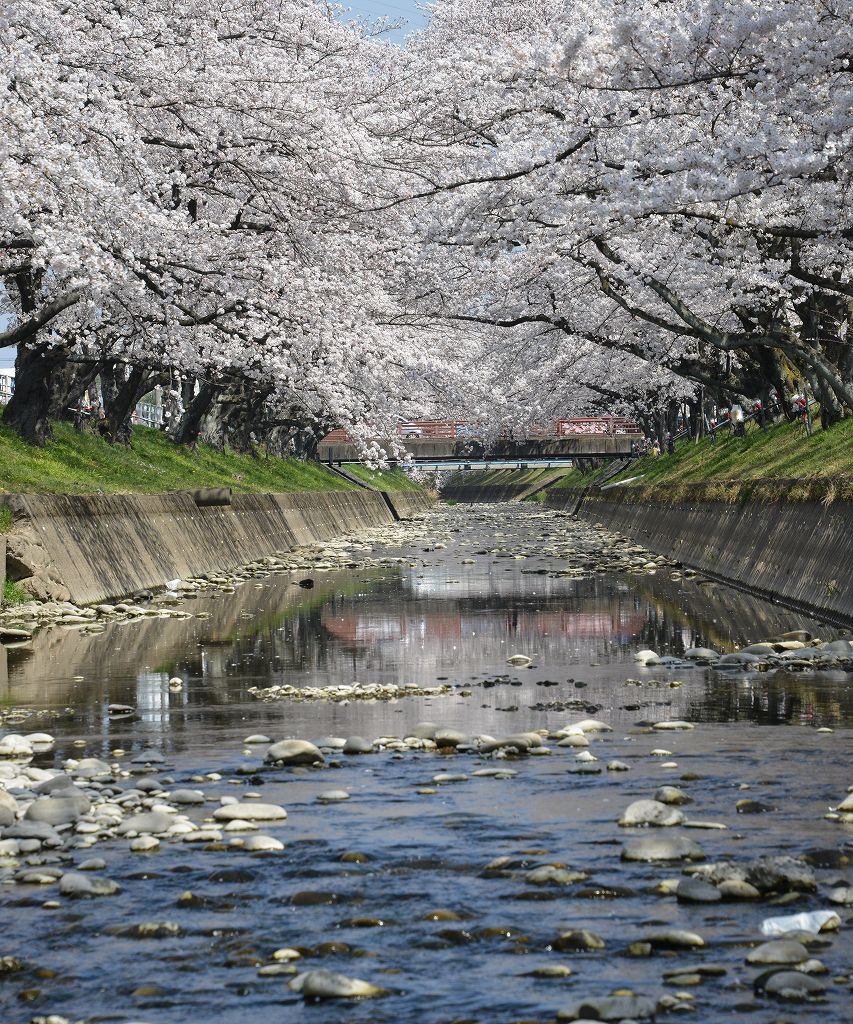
760;910;841;937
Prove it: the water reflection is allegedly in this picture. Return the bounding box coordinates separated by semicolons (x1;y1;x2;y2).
4;539;851;761
2;508;853;1024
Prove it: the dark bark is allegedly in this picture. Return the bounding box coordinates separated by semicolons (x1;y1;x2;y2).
209;385;273;453
1;344;97;445
102;365;156;444
172;381;218;445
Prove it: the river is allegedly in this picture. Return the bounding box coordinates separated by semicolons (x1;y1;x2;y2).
1;503;851;1023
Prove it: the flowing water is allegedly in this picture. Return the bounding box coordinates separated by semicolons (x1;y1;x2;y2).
1;504;851;1024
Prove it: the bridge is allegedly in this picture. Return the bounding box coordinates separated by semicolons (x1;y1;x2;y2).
318;418;642;464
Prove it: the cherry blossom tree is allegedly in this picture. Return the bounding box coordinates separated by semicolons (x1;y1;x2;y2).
385;0;853;424
1;0;439;447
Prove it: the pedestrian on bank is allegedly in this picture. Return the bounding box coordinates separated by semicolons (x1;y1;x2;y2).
794;393;812;436
731;403;745;437
665;431;675;455
752;399;765;429
708;416;717;443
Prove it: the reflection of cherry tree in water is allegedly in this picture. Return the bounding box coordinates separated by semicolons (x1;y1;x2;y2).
687;673;847;727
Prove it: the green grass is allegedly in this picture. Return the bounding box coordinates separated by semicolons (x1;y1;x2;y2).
545;467;587;490
342;465;424;491
0;507;10;533
3;579;27;605
0;421;361;495
447;467;575;491
610;416;853;488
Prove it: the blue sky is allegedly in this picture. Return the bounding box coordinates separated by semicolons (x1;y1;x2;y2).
0;1;430;372
344;0;430;37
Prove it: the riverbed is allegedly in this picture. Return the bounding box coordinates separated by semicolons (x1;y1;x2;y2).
1;504;851;1024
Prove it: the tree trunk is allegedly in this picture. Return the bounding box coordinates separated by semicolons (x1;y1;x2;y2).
102;365;155;444
172;381;218;446
2;343;79;445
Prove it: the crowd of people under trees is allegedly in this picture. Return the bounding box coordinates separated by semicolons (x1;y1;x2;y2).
1;0;850;458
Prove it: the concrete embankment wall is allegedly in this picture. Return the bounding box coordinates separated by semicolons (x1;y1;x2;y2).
547;486;853;624
441;469;568;503
383;491;436;519
1;487;433;606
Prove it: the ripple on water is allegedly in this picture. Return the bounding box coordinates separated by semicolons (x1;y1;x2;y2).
2;504;852;1022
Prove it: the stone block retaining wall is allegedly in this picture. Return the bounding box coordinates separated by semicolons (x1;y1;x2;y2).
548;487;853;624
0;488;433;606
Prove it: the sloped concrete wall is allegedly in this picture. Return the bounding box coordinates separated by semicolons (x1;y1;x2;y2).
441;470;568;503
553;488;853;624
383;491;435;519
1;490;400;606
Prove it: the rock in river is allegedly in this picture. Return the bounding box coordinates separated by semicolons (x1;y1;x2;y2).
169;788;206;805
59;872;121;898
655;785;692;805
552;929;606;951
243;834;284;852
213;802;287;822
557;993;657;1021
746;940;810;965
342;736;373;755
746;856;816;894
116;811;175;835
265;740;324;765
25;793;91;825
676;877;721;903
434;728;469;749
619;799;685;827
646;928;705;949
756;970;826;1000
622;836;705;862
288;969;386;999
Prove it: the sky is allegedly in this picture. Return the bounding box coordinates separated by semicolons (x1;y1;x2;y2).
0;1;430;374
344;0;430;37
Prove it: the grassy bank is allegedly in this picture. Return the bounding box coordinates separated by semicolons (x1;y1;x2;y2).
446;467;574;493
343;465;424;491
0;421;362;495
611;415;853;488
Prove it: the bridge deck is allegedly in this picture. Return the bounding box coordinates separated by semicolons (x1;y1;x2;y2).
318;435;640;463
